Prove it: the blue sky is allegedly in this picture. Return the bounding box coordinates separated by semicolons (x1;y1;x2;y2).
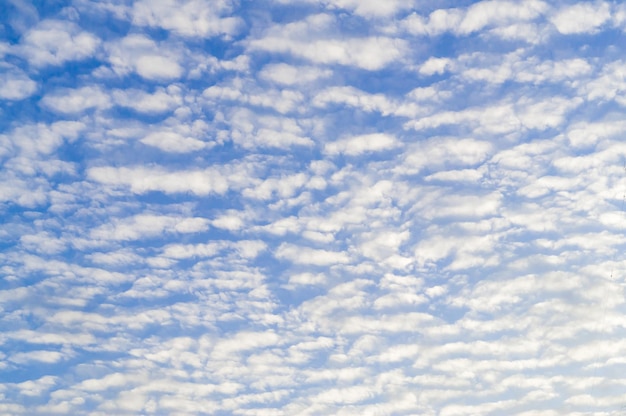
2;0;626;414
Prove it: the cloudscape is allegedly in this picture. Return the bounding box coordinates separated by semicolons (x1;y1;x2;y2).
3;1;626;414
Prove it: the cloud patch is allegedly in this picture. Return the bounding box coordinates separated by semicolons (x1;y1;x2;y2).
17;19;100;67
106;34;184;80
5;1;626;415
324;133;400;156
0;67;37;100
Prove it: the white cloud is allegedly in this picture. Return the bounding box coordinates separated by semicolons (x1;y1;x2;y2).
112;86;182;114
10;350;66;364
211;212;245;230
87;249;143;266
141;131;207;153
243;172;308;200
276;243;351;266
87;165;247;195
401;8;463;37
566;119;626;149
287;272;327;286
106;34;183;80
456;51;593;85
40;86;111;114
517;96;583;130
223;108;314;149
579;61;626;103
20;232;66;254
419;57;451;75
162;242;221;259
400;1;548;37
3;0;39;34
77;372;146;392
1;121;84;158
0;68;37;100
204;81;305;114
17;19;100;67
188;54;250;79
136;55;183;80
551;1;611;34
397;137;493;175
458;0;548;35
324;133;400;156
404;94;580;135
322;0;414;18
131;0;243;38
358;229;411;261
259;63;332;86
426;169;484;182
313;86;397;115
421;192;502;220
488;22;548;44
248;14;407;70
15;375;58;397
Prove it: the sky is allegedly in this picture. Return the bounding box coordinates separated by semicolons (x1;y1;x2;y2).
2;0;626;415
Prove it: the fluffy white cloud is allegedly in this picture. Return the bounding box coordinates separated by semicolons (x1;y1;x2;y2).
106;34;183;80
90;214;210;241
141;131;207;153
17;19;99;67
458;0;548;35
1;120;84;158
397;137;493;175
204;81;305;114
112;86;182;114
419;57;451;75
273;0;414;18
254;36;407;70
259;63;332;85
87;165;241;195
324;0;414;18
0;67;37;100
131;0;243;38
40;86;111;114
276;243;351;265
324;133;400;156
551;1;611;34
248;14;407;70
401;1;547;37
314;86;397;115
220;108;314;149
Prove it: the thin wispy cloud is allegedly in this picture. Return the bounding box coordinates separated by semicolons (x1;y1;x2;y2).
2;1;626;415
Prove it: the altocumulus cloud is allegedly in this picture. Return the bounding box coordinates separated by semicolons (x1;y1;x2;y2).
3;1;626;415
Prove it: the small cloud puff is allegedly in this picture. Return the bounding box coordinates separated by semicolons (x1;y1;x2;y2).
106;34;184;81
87;165;245;195
90;214;210;241
550;1;611;34
112;86;183;114
419;57;451;76
141;131;207;153
131;0;243;38
276;243;351;266
248;14;407;70
17;19;100;67
40;86;111;114
400;0;547;37
259;63;332;86
0;66;37;100
324;133;400;156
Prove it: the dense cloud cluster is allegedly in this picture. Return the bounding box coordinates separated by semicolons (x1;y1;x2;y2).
3;0;626;414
